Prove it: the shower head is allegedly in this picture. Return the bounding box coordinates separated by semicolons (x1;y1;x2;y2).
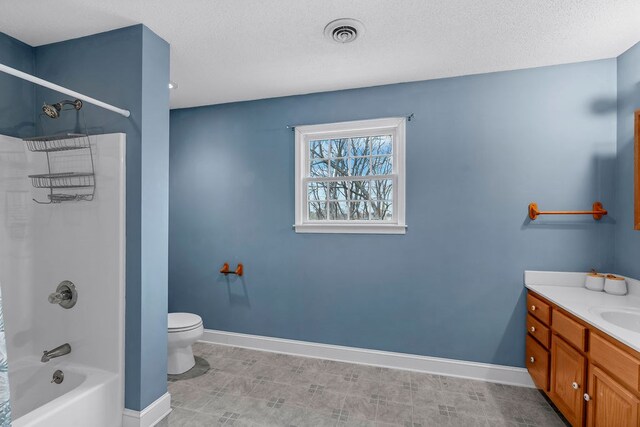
42;99;83;119
42;103;60;118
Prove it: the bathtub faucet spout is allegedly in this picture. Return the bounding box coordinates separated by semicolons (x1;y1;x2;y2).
41;343;71;363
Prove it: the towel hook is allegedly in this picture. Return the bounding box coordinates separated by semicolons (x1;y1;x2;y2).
220;263;243;277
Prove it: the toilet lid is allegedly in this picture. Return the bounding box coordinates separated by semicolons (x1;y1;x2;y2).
168;313;203;332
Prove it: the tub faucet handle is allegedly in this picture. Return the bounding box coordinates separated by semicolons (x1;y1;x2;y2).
48;281;77;309
48;291;70;304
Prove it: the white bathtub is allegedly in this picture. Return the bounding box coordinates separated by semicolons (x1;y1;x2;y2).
9;358;122;427
0;134;126;426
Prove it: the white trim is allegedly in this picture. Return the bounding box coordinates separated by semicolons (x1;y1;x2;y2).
200;329;534;388
117;133;127;423
294;117;407;234
122;393;172;427
294;223;407;234
295;117;405;135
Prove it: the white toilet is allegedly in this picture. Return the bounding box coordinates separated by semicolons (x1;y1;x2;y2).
167;312;204;375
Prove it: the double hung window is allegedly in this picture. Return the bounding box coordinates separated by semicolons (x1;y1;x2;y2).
294;117;406;234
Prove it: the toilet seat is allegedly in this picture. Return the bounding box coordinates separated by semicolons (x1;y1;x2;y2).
168;312;203;333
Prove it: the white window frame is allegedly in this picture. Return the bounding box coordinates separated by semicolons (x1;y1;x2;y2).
294;117;406;234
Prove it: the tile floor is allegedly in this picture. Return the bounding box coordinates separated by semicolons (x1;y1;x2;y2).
159;342;567;427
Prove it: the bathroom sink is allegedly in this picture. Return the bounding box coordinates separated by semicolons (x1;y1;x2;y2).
590;307;640;333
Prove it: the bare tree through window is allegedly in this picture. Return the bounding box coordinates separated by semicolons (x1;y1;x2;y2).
307;135;393;221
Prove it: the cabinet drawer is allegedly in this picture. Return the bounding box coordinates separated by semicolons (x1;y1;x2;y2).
526;334;550;391
552;309;587;351
591;332;640;393
527;293;550;325
527;314;550;348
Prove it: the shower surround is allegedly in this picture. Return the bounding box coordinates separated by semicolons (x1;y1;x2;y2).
0;133;125;427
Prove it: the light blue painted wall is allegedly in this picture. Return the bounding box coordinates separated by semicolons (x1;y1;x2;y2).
0;32;35;138
169;59;617;368
32;25;169;410
615;41;640;280
139;26;170;408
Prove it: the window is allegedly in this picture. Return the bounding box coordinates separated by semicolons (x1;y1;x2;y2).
294;117;406;234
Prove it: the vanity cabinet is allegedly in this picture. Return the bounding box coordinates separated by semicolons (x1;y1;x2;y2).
527;314;550;348
528;293;551;324
526;334;549;390
587;365;639;427
549;335;585;426
526;290;640;426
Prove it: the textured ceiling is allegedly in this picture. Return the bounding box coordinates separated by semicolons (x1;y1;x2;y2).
1;0;640;108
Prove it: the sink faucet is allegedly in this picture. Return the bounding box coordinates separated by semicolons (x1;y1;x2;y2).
41;343;71;363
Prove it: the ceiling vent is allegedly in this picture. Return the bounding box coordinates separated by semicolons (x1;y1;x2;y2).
324;18;365;44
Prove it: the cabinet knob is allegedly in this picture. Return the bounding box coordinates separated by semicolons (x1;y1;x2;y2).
572;382;579;390
584;393;591;402
530;356;535;363
531;305;536;311
530;326;536;332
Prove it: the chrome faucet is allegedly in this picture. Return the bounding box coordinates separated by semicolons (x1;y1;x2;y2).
41;343;71;363
48;281;77;309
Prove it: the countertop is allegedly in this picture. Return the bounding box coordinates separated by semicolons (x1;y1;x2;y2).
524;271;640;353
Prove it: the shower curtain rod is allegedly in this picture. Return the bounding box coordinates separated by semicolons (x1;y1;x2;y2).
0;63;131;118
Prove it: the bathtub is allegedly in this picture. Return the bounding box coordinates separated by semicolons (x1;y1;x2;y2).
9;357;122;427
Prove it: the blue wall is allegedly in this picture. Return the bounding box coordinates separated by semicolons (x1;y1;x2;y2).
0;33;35;138
615;41;640;279
31;25;169;410
139;27;170;409
169;59;617;367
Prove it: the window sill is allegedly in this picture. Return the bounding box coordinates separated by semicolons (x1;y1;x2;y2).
293;223;407;235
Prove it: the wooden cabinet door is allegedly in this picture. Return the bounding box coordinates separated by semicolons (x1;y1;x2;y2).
587;364;640;427
550;335;586;426
526;335;549;391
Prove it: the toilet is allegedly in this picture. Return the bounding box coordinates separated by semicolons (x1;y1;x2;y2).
167;312;204;375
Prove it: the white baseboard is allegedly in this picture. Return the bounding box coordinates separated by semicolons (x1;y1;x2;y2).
201;329;534;388
123;392;172;427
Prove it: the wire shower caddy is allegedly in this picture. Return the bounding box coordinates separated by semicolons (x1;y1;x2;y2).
23;133;96;204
